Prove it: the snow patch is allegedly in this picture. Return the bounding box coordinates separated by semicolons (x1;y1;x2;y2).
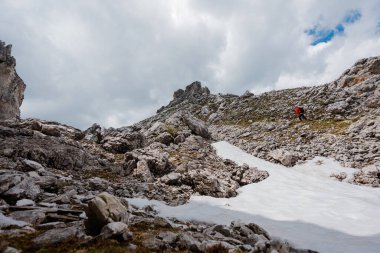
0;213;30;229
129;141;380;253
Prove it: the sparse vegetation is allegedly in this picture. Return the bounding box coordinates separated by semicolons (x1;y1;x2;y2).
304;119;352;135
165;125;179;136
204;243;229;253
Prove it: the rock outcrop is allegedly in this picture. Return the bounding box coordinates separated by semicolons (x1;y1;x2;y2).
336;56;380;88
157;81;210;113
0;41;26;120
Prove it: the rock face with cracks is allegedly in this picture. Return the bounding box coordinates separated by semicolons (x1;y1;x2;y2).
0;41;26;120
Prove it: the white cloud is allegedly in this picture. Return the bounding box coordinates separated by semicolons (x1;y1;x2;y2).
1;0;379;128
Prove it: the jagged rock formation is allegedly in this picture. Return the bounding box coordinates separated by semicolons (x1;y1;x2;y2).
0;41;26;120
157;81;210;113
336;56;380;88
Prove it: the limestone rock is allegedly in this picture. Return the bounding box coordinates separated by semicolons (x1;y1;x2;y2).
102;128;145;153
84;123;102;143
0;41;26;120
154;132;174;146
3;246;21;253
0;171;41;203
15;199;35;207
124;144;172;177
41;124;61;137
182;114;210;139
269;149;299;167
336;56;380;88
9;210;45;226
0;213;30;229
99;221;132;241
327;101;349;114
85;192;129;235
351;163;380;187
22;159;45;171
31;225;82;246
164;81;210;110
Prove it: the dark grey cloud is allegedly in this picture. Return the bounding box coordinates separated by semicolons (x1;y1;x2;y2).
1;0;380;128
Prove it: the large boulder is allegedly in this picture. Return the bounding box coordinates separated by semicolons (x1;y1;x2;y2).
182;114;211;139
124;143;173;177
0;41;26;120
102;128;145;153
269;149;299;167
85;192;129;235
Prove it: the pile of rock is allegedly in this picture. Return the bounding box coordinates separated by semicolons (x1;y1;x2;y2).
0;190;317;253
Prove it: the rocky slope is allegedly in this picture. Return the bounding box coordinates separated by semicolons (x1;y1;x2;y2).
0;40;379;252
144;57;380;186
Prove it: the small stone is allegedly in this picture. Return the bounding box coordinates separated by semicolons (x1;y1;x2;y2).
15;199;35;207
100;222;132;241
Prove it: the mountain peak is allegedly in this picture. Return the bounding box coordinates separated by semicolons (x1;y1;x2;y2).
157;81;210;113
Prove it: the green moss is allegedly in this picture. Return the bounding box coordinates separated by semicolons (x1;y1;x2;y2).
164;126;178;136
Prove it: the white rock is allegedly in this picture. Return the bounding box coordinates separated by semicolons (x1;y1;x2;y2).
15;199;35;207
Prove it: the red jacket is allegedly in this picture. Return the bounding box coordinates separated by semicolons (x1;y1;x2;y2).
295;106;301;115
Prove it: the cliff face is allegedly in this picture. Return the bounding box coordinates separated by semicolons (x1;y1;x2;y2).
0;41;26;120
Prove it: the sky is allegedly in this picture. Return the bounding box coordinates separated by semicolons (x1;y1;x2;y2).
1;0;380;129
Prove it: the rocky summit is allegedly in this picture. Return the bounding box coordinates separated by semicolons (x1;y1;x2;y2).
0;40;379;253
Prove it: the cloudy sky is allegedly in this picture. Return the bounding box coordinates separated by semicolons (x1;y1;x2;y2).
1;0;380;129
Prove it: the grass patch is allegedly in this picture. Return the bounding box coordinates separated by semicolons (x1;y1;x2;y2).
169;150;202;166
78;168;122;183
205;243;230;253
0;230;167;253
164;126;178;136
304;119;352;135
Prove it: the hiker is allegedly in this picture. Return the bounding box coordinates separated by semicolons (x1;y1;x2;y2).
295;105;307;121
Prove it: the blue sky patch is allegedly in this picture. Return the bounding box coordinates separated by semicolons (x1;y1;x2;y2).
306;10;362;46
343;10;362;24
